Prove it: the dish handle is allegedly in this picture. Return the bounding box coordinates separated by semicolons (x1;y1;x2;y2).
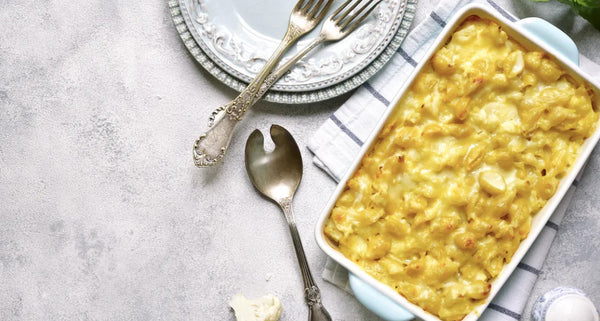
348;273;415;321
515;17;579;65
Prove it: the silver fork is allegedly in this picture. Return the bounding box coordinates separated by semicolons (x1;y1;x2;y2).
260;0;383;103
193;0;333;167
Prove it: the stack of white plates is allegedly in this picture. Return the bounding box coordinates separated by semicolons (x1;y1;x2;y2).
170;0;417;104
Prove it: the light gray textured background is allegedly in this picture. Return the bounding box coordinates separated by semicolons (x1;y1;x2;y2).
0;0;598;320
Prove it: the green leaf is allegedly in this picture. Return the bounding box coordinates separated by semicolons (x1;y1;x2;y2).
574;4;600;29
555;0;600;30
574;0;600;9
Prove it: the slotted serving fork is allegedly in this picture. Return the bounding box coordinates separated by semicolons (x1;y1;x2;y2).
193;0;382;167
193;0;333;167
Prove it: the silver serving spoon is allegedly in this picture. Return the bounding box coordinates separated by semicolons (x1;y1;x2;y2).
245;125;332;321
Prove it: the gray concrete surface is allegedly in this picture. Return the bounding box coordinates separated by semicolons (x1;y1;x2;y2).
0;0;598;320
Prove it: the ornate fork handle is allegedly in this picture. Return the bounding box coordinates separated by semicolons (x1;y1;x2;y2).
194;32;328;167
193;27;304;167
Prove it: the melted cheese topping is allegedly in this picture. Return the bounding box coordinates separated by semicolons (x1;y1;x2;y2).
323;16;598;321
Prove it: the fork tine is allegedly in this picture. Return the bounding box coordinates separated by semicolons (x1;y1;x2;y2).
307;0;325;18
314;0;335;20
340;0;381;30
329;0;352;21
333;0;361;23
300;0;317;13
292;0;306;12
307;0;324;17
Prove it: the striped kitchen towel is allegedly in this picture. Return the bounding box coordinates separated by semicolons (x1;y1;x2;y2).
307;0;600;320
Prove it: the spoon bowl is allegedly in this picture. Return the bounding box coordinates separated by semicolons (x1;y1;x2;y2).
245;125;303;203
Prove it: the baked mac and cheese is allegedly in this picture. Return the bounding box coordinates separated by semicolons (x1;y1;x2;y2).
323;16;598;321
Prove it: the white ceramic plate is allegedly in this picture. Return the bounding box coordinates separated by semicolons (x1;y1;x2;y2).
170;0;417;103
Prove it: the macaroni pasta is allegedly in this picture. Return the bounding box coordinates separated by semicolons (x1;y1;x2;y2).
323;16;598;321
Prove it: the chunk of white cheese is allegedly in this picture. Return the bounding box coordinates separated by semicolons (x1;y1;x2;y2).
229;293;282;321
475;101;521;134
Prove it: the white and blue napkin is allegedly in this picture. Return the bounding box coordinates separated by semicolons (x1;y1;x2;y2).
308;0;600;320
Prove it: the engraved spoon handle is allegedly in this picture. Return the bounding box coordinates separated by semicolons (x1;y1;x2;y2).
280;197;332;321
193;28;301;167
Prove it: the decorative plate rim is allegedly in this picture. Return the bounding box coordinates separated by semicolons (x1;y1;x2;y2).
169;0;417;104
